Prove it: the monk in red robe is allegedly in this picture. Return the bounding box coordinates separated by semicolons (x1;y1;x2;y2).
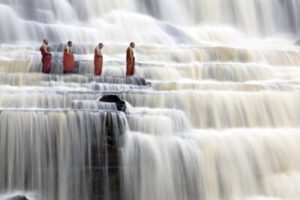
94;43;103;76
40;39;52;73
126;42;135;76
63;41;75;73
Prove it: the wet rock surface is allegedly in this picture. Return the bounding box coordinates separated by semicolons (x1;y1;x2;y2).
7;196;28;200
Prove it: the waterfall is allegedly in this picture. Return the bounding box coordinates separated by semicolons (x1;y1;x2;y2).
122;129;300;200
0;0;300;43
0;0;300;199
0;111;128;200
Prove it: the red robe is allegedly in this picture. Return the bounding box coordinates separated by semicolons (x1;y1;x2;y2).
40;45;52;73
63;47;74;73
126;47;135;76
94;48;103;76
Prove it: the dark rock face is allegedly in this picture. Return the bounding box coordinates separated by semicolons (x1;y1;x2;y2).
92;112;126;200
100;95;127;112
7;195;28;200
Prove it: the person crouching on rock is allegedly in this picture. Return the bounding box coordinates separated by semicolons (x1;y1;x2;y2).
40;39;52;73
63;41;75;73
94;43;103;76
126;42;135;76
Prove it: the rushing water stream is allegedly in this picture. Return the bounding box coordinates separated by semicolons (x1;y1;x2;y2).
0;0;300;200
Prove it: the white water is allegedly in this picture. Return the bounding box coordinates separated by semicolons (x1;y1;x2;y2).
0;111;128;200
0;0;300;200
0;0;300;43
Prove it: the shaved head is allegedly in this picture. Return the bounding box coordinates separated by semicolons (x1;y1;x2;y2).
130;42;135;48
43;39;48;45
67;41;72;47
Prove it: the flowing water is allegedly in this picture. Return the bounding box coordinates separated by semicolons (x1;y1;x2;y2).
0;0;300;200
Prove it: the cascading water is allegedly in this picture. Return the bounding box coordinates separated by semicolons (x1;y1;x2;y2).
0;110;129;200
0;0;300;200
1;0;300;43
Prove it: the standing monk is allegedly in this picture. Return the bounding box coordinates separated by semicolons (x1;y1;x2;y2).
63;41;75;73
94;43;103;76
40;39;52;73
126;42;135;76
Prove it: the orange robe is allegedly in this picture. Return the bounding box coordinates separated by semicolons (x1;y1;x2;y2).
94;48;103;76
126;47;135;76
63;47;74;73
40;45;52;73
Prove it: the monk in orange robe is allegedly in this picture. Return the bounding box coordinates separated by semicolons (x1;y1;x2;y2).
63;41;75;73
40;39;52;73
126;42;135;76
94;43;103;76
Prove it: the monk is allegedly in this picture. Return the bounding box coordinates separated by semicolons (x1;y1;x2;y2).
40;39;52;73
126;42;135;76
94;43;103;76
63;41;75;73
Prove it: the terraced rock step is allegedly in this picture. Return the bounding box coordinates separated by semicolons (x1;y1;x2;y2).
0;74;149;86
0;41;299;200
